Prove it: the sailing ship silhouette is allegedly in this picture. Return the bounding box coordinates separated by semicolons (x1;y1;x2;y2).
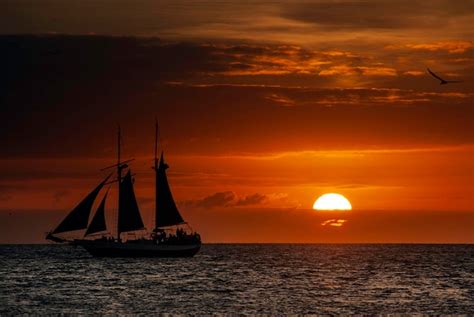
46;121;201;257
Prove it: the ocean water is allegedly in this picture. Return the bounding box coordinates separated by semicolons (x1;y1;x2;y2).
0;244;473;314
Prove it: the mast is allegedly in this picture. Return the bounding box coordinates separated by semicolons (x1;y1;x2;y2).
114;125;143;238
118;124;122;185
154;118;159;170
154;118;159;230
117;125;122;239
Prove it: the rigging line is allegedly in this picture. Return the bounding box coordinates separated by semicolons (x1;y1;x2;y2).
154;116;158;161
120;129;125;156
158;128;162;154
155;116;162;155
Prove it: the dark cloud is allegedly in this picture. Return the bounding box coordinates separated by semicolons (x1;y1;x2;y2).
282;0;474;30
0;35;472;160
181;191;236;208
235;193;268;206
2;1;472;44
180;192;269;208
0;34;226;85
0;0;270;38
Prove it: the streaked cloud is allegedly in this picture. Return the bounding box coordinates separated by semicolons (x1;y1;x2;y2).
404;70;425;76
318;65;397;77
181;191;236;208
235;193;268;206
179;191;294;209
321;219;348;227
265;93;296;106
282;1;474;30
405;41;474;54
182;144;474;161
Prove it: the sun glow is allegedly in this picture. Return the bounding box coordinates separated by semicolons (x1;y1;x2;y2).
313;193;352;210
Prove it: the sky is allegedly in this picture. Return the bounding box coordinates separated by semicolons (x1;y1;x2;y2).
0;0;473;243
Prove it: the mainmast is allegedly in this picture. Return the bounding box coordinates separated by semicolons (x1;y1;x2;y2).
117;125;122;239
154;118;159;170
154;118;159;230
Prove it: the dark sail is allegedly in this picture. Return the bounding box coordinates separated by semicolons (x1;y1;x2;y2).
155;153;185;228
85;191;108;236
118;170;145;234
52;175;110;234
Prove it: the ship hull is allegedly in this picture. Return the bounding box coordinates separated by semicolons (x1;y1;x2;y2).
74;240;201;258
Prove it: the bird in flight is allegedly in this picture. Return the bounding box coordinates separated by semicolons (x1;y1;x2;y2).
427;68;462;85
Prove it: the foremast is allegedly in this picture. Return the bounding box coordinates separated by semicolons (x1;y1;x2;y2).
115;125;145;239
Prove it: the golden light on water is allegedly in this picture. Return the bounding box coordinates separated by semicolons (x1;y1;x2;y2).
313;193;352;211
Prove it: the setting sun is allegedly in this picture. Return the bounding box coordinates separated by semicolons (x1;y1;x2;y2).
313;193;352;211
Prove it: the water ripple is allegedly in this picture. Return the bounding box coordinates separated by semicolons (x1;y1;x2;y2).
0;244;473;314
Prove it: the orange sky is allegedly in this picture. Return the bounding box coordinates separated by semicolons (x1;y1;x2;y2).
0;0;473;243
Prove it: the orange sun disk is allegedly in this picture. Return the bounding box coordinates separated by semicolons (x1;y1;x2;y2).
313;193;352;210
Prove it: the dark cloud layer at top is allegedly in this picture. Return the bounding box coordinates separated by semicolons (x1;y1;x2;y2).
283;0;474;31
1;0;473;44
0;35;472;159
0;35;224;84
